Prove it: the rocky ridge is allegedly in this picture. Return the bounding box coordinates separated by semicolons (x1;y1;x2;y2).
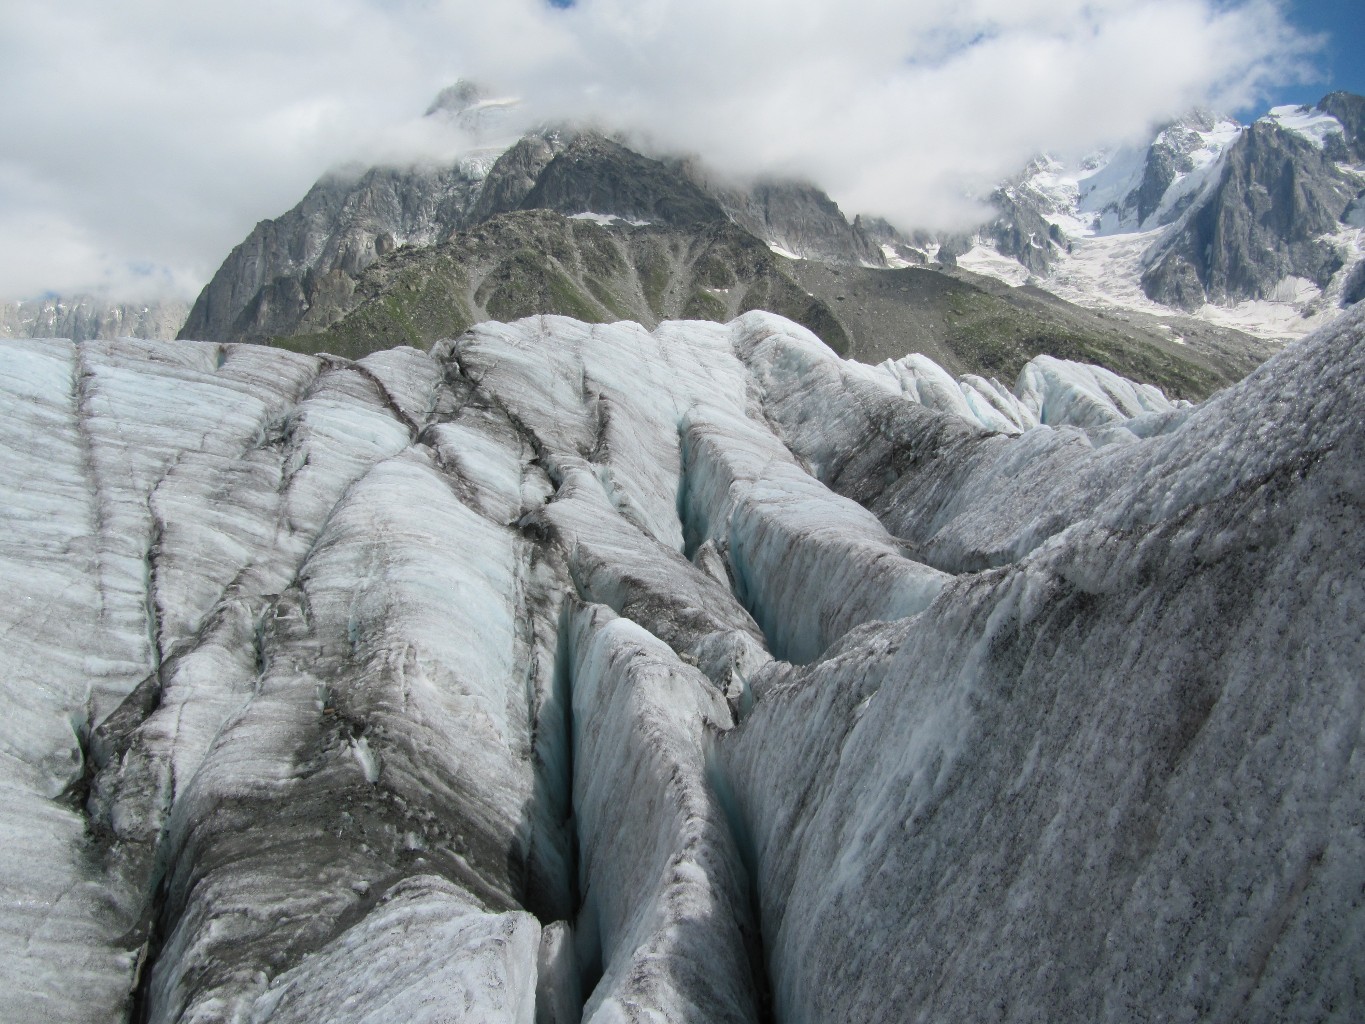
277;206;1267;401
180;89;890;350
1141;119;1362;310
950;94;1365;336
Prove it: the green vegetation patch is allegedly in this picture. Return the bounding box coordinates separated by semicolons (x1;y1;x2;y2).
635;243;673;316
478;249;605;324
681;288;729;322
584;276;636;322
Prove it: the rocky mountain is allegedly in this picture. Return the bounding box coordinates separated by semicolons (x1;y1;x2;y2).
1140;119;1361;310
949;94;1365;339
269;204;1268;401
178;158;497;342
2;300;1361;1023
1;294;188;342
180;87;1277;404
180;88;890;350
1319;91;1365;161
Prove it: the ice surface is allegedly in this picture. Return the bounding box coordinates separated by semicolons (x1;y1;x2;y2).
955;243;1031;286
718;306;1365;1023
438;316;751;551
568;603;759;1023
250;876;540;1024
680;405;947;663
536;464;770;704
873;349;1185;436
2;305;1361;1023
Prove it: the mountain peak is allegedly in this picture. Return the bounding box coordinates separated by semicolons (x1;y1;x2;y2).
424;80;487;118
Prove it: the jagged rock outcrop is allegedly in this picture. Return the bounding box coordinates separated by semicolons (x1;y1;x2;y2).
1131;122;1212;225
2;305;1361;1023
1319;91;1365;161
511;134;729;227
884;96;1365;340
466;133;561;224
2;294;188;342
983;185;1066;275
696;174;887;266
1141;120;1362;310
178;160;493;341
854;215;929;265
274;209;852;359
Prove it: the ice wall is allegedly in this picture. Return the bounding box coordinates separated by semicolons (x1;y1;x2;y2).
0;306;1360;1023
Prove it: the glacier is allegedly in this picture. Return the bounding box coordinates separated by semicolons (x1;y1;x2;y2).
0;304;1361;1023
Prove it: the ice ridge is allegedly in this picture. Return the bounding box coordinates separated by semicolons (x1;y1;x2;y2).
0;304;1361;1023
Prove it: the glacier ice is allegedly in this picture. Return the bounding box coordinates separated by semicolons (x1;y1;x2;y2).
0;304;1361;1023
568;602;759;1024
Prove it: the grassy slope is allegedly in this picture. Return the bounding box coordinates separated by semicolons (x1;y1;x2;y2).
275;210;1270;401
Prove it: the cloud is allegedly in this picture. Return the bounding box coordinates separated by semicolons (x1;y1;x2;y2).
0;0;1316;299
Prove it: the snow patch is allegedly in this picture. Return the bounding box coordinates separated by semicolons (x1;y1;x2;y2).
568;211;652;227
1266;104;1347;150
954;244;1030;287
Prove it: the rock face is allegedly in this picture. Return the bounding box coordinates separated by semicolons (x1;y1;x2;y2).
1131;121;1215;225
273;209;853;359
2;304;1362;1023
513;134;729;228
699;175;886;267
983;184;1066;274
1;294;188;342
923;95;1365;339
178;160;494;341
181;118;887;348
1142;121;1361;310
1319;91;1365;161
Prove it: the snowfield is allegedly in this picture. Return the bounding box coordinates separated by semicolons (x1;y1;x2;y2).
964;109;1365;343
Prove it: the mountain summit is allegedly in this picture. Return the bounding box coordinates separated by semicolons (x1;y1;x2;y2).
186;89;1356;401
947;95;1365;339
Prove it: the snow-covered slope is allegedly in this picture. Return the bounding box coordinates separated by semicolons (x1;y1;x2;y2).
1;305;1361;1022
955;100;1365;342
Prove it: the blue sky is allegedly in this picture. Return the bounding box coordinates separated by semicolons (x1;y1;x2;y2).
1261;0;1365;110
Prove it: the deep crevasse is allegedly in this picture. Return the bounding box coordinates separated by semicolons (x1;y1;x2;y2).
0;305;1360;1023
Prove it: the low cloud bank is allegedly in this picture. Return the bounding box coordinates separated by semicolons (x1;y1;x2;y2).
0;0;1314;299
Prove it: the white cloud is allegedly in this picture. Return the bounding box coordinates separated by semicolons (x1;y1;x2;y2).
0;0;1315;299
